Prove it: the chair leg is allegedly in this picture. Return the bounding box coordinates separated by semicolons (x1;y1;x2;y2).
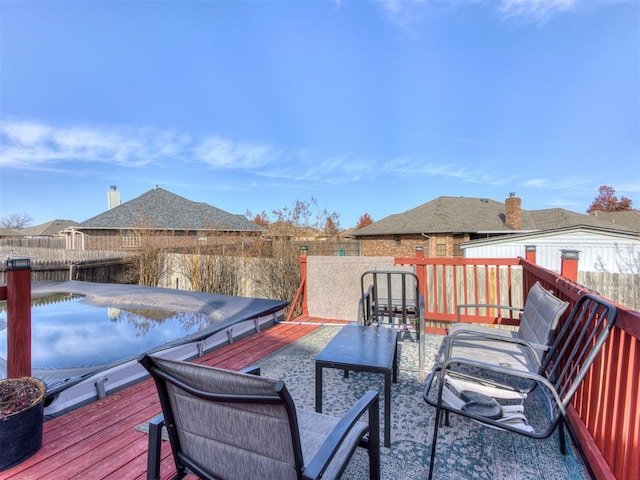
429;403;442;480
368;397;381;480
147;414;165;480
429;372;447;480
558;419;567;455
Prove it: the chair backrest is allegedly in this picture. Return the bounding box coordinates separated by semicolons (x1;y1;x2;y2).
517;282;569;361
360;269;421;327
541;294;617;409
140;355;303;480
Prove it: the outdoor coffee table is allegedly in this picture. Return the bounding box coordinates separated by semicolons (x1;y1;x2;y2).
315;324;399;447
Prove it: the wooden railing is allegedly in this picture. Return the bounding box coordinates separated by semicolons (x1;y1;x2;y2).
394;256;639;480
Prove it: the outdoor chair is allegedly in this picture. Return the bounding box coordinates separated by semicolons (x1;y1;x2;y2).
359;269;426;379
139;354;380;480
439;281;569;374
423;293;617;480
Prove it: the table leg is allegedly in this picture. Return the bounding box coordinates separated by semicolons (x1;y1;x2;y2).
315;362;323;413
392;341;398;384
384;369;391;447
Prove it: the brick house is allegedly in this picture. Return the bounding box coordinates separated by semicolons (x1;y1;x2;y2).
63;187;263;251
351;193;632;257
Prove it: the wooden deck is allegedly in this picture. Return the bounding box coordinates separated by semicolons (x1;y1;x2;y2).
1;319;343;480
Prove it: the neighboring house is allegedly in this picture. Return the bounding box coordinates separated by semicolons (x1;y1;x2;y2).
587;210;640;233
461;225;640;274
0;228;20;239
63;187;264;251
19;220;78;238
1;221;76;250
352;194;636;257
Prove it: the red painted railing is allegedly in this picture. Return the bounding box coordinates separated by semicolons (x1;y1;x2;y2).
394;256;639;480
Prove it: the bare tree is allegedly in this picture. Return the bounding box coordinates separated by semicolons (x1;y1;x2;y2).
246;197;341;318
178;231;243;296
0;213;33;229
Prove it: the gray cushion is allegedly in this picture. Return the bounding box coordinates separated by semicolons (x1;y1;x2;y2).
442;282;569;370
297;409;369;480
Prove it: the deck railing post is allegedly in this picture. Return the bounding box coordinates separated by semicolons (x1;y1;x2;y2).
414;246;427;309
560;249;580;282
525;245;536;264
6;257;32;378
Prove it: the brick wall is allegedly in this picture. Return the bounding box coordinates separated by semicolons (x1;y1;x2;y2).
360;234;426;256
360;233;469;257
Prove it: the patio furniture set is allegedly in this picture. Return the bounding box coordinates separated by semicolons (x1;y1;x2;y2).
138;271;618;480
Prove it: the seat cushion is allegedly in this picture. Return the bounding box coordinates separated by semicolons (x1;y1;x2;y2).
297;408;369;480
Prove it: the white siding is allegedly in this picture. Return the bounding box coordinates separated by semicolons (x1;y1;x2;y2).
462;231;640;274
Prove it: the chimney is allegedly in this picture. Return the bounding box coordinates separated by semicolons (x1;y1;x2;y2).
505;192;521;230
108;186;121;210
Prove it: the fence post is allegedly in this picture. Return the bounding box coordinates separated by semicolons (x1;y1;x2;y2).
561;249;580;282
299;246;309;317
6;257;32;378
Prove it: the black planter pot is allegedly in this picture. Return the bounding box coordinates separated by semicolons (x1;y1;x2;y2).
0;378;45;471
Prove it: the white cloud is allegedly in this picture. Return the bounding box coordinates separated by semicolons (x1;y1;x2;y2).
0;120;190;168
498;0;576;23
2;119;587;196
193;136;284;169
373;0;579;28
522;175;591;190
375;0;429;29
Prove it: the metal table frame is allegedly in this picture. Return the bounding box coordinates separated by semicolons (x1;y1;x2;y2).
315;324;399;447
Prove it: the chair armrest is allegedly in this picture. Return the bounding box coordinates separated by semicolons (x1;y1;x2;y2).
302;390;379;480
456;303;523;322
442;356;565;412
424;358;565;438
240;365;261;376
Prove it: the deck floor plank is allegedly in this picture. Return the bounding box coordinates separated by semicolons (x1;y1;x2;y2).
0;321;325;480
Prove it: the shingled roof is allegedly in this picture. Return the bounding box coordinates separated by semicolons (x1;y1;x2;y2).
20;220;78;236
587;210;640;233
353;196;634;236
76;187;263;232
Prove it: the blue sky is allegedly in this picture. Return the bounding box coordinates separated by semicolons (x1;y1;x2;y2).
1;0;638;230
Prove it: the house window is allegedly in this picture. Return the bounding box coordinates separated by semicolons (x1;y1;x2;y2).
121;231;141;248
436;235;447;257
452;234;464;257
394;235;401;245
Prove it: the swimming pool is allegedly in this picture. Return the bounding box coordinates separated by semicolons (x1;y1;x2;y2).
0;280;288;418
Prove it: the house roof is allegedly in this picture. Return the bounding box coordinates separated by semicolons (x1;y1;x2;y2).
460;224;640;248
20;220;78;237
353;196;635;236
76;187;264;232
587;210;640;233
0;228;20;237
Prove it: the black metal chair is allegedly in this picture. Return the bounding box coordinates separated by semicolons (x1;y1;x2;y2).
423;293;617;480
359;269;426;379
139;354;380;480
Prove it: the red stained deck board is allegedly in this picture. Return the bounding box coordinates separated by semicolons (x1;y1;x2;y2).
0;320;329;480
